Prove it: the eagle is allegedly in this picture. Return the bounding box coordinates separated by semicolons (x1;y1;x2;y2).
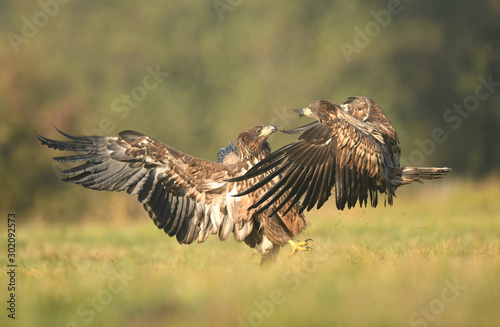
37;125;309;266
231;97;451;215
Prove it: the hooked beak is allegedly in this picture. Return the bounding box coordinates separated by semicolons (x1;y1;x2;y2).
292;107;313;118
260;125;278;136
281;107;317;134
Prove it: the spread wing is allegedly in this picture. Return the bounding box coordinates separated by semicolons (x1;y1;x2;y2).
233;119;386;214
37;129;253;245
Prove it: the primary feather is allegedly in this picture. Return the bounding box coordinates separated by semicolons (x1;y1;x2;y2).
37;124;309;266
231;97;451;214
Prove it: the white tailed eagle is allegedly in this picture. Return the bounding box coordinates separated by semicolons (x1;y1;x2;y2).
37;125;310;266
231;97;451;215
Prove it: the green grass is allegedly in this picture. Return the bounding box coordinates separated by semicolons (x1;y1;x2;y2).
1;177;500;327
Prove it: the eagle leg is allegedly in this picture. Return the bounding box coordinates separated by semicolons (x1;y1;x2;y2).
288;239;313;258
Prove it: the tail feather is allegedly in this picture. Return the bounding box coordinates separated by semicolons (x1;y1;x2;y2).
391;167;451;187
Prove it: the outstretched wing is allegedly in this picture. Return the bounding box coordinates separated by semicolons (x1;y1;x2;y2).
37;129;252;244
232;119;386;214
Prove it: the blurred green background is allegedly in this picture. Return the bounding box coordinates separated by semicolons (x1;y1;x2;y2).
1;2;500;327
1;0;499;220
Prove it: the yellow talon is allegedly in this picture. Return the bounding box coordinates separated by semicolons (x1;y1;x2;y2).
288;239;313;257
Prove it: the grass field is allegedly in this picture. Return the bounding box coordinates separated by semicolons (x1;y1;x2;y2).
2;177;500;327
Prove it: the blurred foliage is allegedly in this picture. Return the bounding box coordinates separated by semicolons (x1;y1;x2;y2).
0;0;499;220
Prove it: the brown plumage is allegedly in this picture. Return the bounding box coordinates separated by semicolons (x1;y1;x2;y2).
231;97;451;215
37;125;308;266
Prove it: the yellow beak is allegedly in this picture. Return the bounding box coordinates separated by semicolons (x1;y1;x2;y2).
260;125;278;136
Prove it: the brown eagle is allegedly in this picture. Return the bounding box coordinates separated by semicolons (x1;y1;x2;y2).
231;97;451;215
37;125;309;265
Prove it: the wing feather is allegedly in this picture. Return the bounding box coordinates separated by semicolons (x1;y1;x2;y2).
153;190;172;229
219;214;235;241
37;129;255;245
236;119;386;213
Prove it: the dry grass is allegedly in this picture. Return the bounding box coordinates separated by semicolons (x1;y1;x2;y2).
1;177;500;327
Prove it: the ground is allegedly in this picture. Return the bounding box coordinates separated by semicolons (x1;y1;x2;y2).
1;177;499;327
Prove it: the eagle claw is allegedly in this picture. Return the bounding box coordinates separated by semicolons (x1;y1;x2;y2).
288;239;313;258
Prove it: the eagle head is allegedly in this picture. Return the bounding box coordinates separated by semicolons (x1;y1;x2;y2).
340;96;373;121
237;125;277;161
342;96;393;125
294;100;340;122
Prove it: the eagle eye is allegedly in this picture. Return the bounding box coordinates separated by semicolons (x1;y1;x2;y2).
256;128;262;134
